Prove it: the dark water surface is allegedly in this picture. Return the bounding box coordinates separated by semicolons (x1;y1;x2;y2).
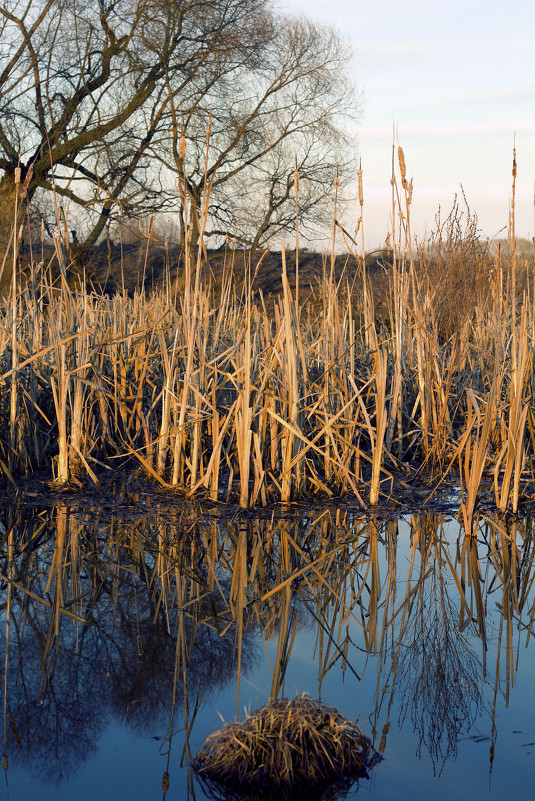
0;504;534;800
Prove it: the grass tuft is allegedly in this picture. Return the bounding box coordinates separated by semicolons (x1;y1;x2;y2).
191;694;381;800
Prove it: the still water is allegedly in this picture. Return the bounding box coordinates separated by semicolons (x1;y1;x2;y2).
0;503;534;800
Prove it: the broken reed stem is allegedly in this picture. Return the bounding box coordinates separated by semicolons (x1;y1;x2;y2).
510;142;517;329
294;163;299;309
9;169;20;473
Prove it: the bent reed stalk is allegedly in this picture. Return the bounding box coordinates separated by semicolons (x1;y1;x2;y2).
0;149;534;516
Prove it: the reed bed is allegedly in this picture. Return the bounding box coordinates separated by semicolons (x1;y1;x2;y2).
0;149;534;519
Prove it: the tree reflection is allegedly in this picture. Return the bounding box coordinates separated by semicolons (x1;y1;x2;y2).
0;504;534;790
4;594;109;781
393;516;484;773
0;506;257;782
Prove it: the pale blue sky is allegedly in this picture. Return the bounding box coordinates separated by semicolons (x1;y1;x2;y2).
287;0;535;248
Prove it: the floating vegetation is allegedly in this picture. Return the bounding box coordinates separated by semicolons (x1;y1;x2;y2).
191;695;382;800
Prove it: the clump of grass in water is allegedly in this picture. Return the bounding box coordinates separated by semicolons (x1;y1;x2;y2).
191;694;381;800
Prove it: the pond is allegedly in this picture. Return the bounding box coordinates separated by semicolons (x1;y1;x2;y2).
0;501;534;800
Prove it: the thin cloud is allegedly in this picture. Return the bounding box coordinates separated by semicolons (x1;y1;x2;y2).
356;41;434;58
357;182;521;200
410;86;535;112
359;120;535;138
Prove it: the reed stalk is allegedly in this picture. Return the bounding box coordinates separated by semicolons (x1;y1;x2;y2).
0;144;532;516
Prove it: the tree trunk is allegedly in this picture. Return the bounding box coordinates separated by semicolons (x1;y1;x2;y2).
0;171;18;298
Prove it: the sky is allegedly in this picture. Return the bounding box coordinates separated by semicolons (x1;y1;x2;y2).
286;0;535;249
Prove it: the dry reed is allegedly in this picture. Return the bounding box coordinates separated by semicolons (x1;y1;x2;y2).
0;146;533;518
191;695;381;800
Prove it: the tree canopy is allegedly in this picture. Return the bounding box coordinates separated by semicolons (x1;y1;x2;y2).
0;0;357;285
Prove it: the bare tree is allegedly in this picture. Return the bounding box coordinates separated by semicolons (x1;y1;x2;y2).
157;14;356;252
0;0;357;290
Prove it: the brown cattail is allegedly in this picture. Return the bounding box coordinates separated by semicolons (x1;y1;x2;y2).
379;722;390;753
19;163;33;200
14;167;21;184
357;163;363;207
512;148;517;179
294;166;299;194
398;146;408;189
179;135;186;161
407;178;413;206
162;772;170;792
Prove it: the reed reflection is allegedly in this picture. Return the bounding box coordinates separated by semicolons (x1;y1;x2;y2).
373;516;485;774
0;504;534;789
0;506;257;782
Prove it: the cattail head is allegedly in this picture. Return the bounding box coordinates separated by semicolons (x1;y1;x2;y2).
14;167;21;184
398;146;408;189
179;135;186;161
397;146;406;176
357;165;363;207
294;166;299;194
19;163;33;199
512;148;517;179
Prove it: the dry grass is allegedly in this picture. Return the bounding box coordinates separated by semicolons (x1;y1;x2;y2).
0;147;533;520
191;694;381;800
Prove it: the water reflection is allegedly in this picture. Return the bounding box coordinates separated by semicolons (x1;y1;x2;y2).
0;503;534;795
0;506;257;782
372;516;485;774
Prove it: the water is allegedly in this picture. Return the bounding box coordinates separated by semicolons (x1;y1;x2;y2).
0;504;534;800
